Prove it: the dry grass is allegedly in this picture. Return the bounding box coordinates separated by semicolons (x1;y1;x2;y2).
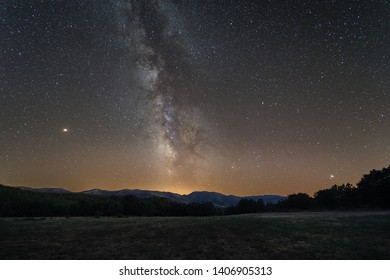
0;211;389;259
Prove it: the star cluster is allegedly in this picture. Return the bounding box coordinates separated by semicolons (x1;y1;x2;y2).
1;0;389;195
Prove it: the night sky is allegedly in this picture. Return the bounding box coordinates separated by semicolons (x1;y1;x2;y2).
1;0;389;196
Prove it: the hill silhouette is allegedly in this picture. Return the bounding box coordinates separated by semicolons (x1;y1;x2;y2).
1;164;389;216
0;185;284;217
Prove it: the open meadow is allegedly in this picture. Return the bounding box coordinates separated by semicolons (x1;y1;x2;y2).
1;211;389;259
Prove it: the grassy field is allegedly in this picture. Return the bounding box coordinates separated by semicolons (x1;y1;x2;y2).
0;211;389;259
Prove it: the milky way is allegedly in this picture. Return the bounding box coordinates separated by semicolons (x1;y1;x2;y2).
116;0;208;182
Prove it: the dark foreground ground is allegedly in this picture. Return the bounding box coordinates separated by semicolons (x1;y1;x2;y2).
1;211;389;259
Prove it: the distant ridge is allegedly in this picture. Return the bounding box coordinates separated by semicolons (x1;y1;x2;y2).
22;186;285;207
80;189;185;203
19;187;71;194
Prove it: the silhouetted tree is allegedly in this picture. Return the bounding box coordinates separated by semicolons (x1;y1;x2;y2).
357;165;390;208
226;199;264;214
314;184;357;209
186;202;218;216
281;193;314;210
237;198;264;213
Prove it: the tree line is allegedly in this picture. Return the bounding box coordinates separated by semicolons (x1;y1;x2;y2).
0;165;389;217
229;164;390;213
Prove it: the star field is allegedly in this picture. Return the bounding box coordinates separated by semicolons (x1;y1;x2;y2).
1;0;389;195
